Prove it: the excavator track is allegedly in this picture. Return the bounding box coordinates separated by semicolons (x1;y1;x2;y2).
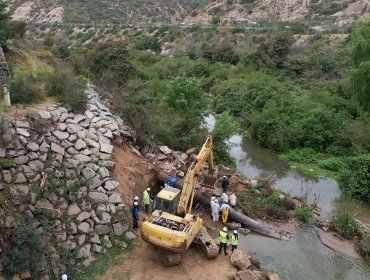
193;226;218;259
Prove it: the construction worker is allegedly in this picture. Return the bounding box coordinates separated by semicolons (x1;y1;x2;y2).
143;188;151;213
166;177;177;187
210;196;215;214
229;192;237;207
61;274;71;280
219;227;229;255
132;201;139;228
133;196;139;206
211;199;220;222
220;202;230;224
221;192;228;204
221;175;229;193
231;230;239;252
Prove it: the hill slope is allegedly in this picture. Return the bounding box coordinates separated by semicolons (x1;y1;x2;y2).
8;0;370;26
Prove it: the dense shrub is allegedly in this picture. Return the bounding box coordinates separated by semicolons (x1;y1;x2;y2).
91;41;137;86
203;44;240;64
282;148;320;164
46;65;87;112
256;31;294;68
339;155;370;203
0;1;26;47
249;90;352;152
332;208;359;239
296;206;311;223
2;224;43;276
9;74;43;104
318;157;343;171
133;35;161;53
349;20;370;111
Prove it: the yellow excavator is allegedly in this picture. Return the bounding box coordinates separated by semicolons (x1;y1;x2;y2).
141;135;218;265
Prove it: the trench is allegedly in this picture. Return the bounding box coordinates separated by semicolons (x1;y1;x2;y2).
204;114;370;280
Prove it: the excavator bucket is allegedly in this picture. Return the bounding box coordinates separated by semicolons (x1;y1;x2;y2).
201;174;217;189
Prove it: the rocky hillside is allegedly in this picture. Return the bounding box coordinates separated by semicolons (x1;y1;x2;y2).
8;0;370;26
0;85;137;279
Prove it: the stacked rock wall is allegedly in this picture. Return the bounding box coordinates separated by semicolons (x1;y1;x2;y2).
0;85;136;279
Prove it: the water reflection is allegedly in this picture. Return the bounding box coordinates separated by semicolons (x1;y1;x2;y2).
226;134;341;217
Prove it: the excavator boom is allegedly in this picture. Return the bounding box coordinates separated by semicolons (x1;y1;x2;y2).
176;135;214;216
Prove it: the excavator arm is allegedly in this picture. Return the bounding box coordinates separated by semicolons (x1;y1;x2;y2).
176;135;214;216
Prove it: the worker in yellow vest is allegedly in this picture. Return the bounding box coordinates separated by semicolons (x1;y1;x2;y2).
219;227;229;255
231;230;239;252
143;188;151;213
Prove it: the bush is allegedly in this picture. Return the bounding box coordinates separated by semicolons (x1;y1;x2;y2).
332;208;359;239
203;44;240;65
338;155;370;203
0;1;26;47
133;35;161;53
91;41;137;86
318;157;343;171
46;65;87;112
296;206;311;223
2;224;43;277
282;148;320;164
9;74;44;104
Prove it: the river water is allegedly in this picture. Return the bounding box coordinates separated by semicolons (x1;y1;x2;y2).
203;114;370;280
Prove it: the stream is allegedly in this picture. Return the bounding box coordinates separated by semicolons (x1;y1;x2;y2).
203;114;370;280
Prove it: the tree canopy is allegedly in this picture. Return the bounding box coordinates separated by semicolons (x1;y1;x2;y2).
350;20;370;111
0;1;26;47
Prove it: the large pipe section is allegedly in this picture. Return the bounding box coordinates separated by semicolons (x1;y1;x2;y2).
158;173;283;239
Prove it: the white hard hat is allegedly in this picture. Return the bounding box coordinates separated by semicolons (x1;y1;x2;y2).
147;188;150;191
223;227;227;232
234;230;238;234
211;196;215;200
223;175;227;178
223;192;226;195
214;199;218;203
133;201;138;206
61;275;68;280
134;196;139;200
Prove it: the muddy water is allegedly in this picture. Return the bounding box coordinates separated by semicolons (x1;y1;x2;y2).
202;115;370;279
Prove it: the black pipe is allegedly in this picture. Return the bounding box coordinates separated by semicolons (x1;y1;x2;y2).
158;173;282;239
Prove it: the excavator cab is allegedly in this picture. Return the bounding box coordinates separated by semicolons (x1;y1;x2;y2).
154;186;181;214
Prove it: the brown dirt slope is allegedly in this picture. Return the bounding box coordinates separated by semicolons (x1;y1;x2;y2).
112;144;157;204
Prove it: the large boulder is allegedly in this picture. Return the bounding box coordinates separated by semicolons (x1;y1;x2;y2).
94;225;110;235
234;270;259;280
89;192;109;203
230;249;252;270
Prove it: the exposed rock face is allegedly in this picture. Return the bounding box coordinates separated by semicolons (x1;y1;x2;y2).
0;84;136;279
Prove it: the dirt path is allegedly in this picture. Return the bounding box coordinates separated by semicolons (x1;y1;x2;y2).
105;145;237;280
0;100;53;118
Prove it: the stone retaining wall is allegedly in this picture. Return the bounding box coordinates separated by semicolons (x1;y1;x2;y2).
0;84;137;280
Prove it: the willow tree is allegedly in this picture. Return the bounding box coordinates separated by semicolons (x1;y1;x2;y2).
350;20;370;111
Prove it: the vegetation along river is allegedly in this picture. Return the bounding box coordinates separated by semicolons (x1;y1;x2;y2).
204;114;370;280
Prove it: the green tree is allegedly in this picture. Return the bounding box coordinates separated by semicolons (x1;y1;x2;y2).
256;31;294;68
2;224;43;277
91;41;137;86
133;35;161;53
339;155;370;204
350;20;370;111
0;1;26;47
